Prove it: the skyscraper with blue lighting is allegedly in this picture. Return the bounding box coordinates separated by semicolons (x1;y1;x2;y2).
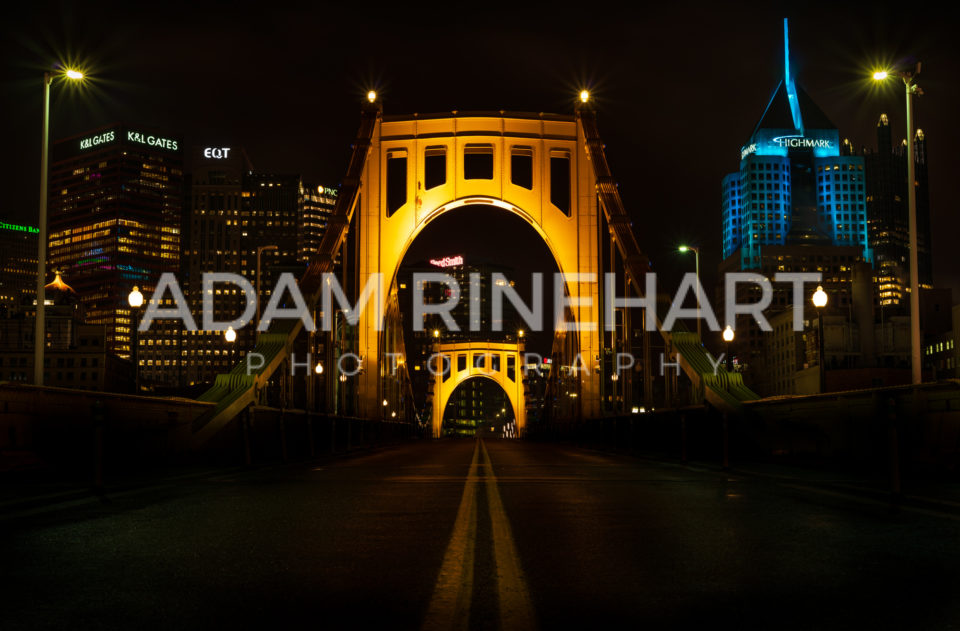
721;19;872;269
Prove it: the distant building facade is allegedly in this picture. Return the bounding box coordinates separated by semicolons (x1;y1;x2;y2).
862;114;933;306
0;221;38;315
0;272;130;391
150;143;333;390
47;124;183;361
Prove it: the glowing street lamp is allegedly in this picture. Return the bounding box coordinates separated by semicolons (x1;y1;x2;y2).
314;362;324;375
128;286;144;393
367;90;377;103
872;65;923;385
722;325;734;372
678;245;702;342
128;286;144;308
812;285;828;393
579;90;590;103
35;67;86;386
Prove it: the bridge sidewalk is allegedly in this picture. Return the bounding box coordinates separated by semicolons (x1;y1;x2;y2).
578;443;960;519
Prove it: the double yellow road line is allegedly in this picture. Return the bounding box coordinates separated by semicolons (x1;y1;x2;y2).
422;439;536;631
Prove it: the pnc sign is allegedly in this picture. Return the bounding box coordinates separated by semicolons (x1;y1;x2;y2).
204;147;232;159
317;185;338;197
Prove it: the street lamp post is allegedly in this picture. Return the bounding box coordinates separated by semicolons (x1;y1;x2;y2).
128;286;144;393
34;68;84;385
812;285;828;393
314;361;324;413
678;245;701;342
722;325;735;372
255;245;278;331
873;66;923;385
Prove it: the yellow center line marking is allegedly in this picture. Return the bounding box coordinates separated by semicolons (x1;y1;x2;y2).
422;440;481;631
480;439;537;631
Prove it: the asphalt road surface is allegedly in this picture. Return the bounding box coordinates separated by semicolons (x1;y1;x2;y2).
3;439;960;629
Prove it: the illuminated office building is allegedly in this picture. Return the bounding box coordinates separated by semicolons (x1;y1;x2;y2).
862;114;933;306
299;185;337;263
174;145;321;389
48;125;183;360
721;21;871;270
718;21;873;395
0;221;38;314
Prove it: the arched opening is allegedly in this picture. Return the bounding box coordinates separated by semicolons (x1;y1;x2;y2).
391;204;563;423
441;375;517;438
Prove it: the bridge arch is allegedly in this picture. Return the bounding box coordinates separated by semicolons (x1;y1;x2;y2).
430;342;527;438
358;112;603;420
384;196;573;301
439;375;519;438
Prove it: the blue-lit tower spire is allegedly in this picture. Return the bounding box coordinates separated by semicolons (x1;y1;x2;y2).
783;18;804;135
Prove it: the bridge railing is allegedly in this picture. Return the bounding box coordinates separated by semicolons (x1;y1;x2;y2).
530;381;960;494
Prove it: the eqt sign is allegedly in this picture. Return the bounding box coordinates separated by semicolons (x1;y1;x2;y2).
204;147;232;159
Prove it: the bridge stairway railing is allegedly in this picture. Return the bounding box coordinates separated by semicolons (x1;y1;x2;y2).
190;103;381;447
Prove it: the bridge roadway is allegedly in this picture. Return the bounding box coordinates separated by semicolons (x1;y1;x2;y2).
3;439;960;629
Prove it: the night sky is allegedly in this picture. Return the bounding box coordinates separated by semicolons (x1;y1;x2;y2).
3;1;959;298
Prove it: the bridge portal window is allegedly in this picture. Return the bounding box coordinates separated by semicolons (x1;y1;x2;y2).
507;355;516;382
425;146;446;190
473;353;486;370
464;144;494;180
491;354;500;373
457;354;466;372
550;150;571;216
386;149;407;216
511;147;534;189
441;354;452;382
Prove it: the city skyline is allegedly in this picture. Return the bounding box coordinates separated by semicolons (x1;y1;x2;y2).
5;7;960;627
2;3;959;297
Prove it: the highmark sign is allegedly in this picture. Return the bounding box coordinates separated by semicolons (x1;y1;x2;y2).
78;128;180;152
772;136;834;149
742;129;840;160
